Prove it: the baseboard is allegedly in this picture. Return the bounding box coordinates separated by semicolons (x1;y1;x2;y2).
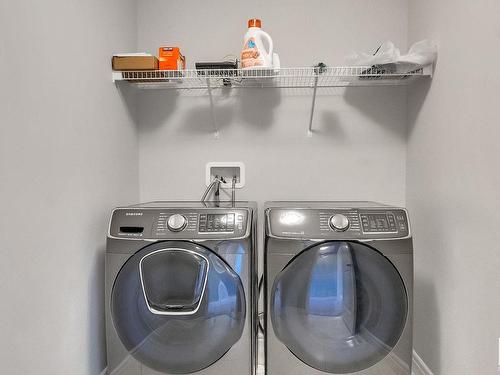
413;350;433;375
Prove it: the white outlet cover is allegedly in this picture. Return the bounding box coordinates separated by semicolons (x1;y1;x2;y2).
206;162;245;189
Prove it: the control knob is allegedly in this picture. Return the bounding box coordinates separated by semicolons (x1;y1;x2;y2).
329;214;350;232
167;214;187;232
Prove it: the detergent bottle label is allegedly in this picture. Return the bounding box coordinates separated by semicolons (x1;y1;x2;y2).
241;37;262;68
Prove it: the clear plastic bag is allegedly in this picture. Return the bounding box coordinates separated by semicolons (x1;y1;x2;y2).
401;40;438;66
347;41;401;66
347;40;437;73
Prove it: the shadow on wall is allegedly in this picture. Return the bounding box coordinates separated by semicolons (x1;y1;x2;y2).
343;86;409;140
130;87;282;134
179;88;236;135
312;110;347;140
88;246;106;374
237;88;281;129
414;277;440;374
117;80;433;139
116;83;139;126
407;79;432;137
179;87;282;134
135;89;180;133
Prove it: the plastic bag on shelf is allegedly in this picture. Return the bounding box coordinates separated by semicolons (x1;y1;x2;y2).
400;39;438;67
347;41;401;66
347;39;437;73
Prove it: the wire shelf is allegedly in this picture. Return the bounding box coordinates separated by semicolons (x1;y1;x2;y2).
112;65;433;138
112;65;433;90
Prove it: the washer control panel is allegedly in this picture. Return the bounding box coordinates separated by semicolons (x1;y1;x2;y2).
329;214;350;231
360;212;397;233
167;214;188;231
109;208;250;240
155;212;198;236
319;210;361;233
321;209;408;237
268;207;409;239
198;213;245;233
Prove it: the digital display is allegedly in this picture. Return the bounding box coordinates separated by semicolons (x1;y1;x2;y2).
360;213;397;233
199;213;235;232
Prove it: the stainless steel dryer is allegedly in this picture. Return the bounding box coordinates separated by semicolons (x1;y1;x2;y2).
264;202;413;375
105;201;257;375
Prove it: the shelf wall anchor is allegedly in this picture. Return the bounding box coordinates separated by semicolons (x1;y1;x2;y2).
206;78;220;139
307;74;319;137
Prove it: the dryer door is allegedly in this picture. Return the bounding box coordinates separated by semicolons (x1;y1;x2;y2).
271;241;408;374
111;241;246;374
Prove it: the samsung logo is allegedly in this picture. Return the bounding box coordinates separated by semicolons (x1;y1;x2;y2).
125;212;143;216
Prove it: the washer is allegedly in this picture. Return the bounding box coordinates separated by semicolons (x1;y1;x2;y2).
105;201;257;375
264;202;413;375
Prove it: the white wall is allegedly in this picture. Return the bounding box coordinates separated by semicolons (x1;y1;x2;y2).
0;1;139;374
407;1;500;374
137;0;410;207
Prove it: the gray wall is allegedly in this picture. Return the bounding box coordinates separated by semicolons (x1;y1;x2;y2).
407;1;500;374
137;0;410;207
0;1;139;374
4;1;497;374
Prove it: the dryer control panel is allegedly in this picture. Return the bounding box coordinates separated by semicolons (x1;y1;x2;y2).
109;208;251;240
267;207;410;240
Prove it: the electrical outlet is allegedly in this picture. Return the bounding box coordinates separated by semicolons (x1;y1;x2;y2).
206;162;245;189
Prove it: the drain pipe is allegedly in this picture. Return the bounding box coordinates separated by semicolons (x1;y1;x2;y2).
231;176;237;206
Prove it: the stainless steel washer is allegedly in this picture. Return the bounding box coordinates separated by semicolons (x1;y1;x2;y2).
105;201;258;375
264;202;413;375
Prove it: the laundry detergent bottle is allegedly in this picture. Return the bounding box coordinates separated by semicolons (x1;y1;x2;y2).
240;18;274;69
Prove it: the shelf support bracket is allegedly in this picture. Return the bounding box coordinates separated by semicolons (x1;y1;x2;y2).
423;63;434;78
307;74;319;137
206;78;220;139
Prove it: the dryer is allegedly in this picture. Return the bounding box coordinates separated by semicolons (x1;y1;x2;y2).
264;202;413;375
105;201;257;375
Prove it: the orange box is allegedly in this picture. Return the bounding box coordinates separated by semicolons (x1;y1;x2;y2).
158;47;186;70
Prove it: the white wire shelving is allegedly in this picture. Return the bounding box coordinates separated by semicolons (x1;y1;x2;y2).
112;66;432;89
112;65;433;137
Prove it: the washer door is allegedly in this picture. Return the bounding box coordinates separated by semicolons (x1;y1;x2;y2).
111;241;246;374
271;241;407;374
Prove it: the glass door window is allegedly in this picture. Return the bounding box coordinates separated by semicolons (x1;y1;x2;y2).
271;241;407;374
111;241;246;374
